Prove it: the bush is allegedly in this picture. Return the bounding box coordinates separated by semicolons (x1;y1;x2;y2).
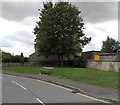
72;56;86;68
2;51;29;63
2;52;11;62
63;56;86;68
24;57;29;62
64;60;73;66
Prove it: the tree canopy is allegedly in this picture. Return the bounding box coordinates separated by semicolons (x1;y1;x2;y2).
101;36;120;53
34;2;91;62
2;51;29;63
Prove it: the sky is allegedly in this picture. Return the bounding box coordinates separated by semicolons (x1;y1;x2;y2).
0;0;119;57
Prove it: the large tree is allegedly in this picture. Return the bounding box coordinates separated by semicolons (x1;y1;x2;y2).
101;36;120;53
34;2;91;65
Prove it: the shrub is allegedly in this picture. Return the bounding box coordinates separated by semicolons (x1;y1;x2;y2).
72;56;86;68
2;51;29;63
64;60;73;66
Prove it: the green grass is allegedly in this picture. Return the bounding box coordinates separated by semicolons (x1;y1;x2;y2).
2;66;119;89
2;66;42;74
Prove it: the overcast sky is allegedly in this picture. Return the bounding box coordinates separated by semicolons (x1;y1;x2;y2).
0;0;118;57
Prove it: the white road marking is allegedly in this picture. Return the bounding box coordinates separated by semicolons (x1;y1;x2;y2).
4;74;71;91
36;98;45;104
11;79;44;104
4;74;111;104
12;80;27;90
77;93;110;104
26;78;111;104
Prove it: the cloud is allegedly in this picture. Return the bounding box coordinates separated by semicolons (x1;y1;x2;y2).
1;31;35;57
83;20;118;51
0;17;37;37
0;16;38;37
2;2;42;21
1;40;13;47
83;42;99;51
85;21;118;39
0;17;36;56
22;16;39;25
2;2;118;24
1;43;35;57
72;2;118;23
1;1;118;56
1;31;35;47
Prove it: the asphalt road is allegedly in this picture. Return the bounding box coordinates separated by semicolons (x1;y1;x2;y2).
2;74;109;104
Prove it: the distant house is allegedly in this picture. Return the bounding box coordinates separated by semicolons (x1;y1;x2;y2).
29;43;83;65
29;49;74;65
82;50;102;60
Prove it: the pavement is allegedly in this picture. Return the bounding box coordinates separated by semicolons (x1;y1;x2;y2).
2;70;120;103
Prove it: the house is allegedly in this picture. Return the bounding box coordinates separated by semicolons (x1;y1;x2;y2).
29;52;73;65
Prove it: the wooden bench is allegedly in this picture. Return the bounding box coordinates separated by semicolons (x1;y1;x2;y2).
40;67;54;75
43;67;54;70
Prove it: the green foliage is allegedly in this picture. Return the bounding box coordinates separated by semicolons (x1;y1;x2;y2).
2;52;11;62
2;51;29;63
24;57;29;62
34;2;91;61
72;56;86;68
101;36;120;53
11;55;23;63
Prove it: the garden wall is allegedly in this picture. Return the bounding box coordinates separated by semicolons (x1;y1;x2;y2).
87;60;119;72
2;60;71;67
2;62;34;67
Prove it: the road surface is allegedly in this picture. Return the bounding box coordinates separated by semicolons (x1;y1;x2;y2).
1;74;110;104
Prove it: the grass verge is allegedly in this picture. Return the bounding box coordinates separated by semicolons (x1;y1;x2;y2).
2;66;119;89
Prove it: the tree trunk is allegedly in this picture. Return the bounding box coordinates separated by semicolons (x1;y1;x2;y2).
58;54;64;66
58;54;61;66
60;55;64;66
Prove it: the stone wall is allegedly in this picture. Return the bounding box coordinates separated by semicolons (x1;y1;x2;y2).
2;60;72;67
87;60;119;72
2;62;34;67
